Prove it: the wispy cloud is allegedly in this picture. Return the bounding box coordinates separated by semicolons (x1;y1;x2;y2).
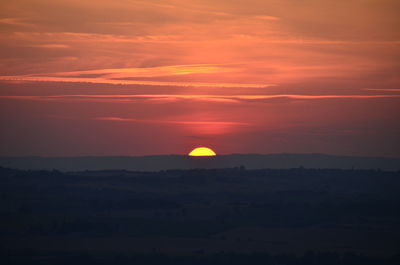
0;76;271;88
254;15;280;21
10;31;400;45
0;64;274;88
47;64;239;78
0;18;34;27
2;94;400;103
364;88;400;92
95;117;250;126
28;44;70;49
94;116;252;135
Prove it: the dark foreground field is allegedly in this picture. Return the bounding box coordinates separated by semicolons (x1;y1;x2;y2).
1;167;400;264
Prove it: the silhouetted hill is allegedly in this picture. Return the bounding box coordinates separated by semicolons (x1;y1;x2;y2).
1;167;400;264
0;153;399;171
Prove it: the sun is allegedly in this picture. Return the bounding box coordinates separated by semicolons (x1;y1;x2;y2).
188;147;217;157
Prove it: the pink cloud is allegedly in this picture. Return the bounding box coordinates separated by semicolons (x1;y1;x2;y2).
1;94;400;103
95;116;250;126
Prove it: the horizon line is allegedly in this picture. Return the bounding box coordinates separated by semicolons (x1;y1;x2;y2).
0;153;399;159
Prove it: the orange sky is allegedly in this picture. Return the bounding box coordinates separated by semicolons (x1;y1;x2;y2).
0;0;399;156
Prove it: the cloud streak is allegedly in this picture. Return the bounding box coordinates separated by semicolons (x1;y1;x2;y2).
0;18;34;27
0;64;275;88
45;64;239;78
0;75;272;88
1;94;400;103
95;117;250;126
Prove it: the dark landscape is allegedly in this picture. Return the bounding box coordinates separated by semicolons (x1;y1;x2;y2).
1;154;399;171
1;164;400;264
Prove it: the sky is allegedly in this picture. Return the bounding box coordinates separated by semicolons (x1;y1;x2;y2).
0;0;399;157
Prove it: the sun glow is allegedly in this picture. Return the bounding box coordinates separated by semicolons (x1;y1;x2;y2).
188;147;217;156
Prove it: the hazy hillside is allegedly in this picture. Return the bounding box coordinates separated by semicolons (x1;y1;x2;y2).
0;154;399;171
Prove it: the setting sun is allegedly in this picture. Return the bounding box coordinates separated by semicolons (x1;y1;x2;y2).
188;147;217;156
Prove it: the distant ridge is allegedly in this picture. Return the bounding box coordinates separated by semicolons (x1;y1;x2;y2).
0;154;399;171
